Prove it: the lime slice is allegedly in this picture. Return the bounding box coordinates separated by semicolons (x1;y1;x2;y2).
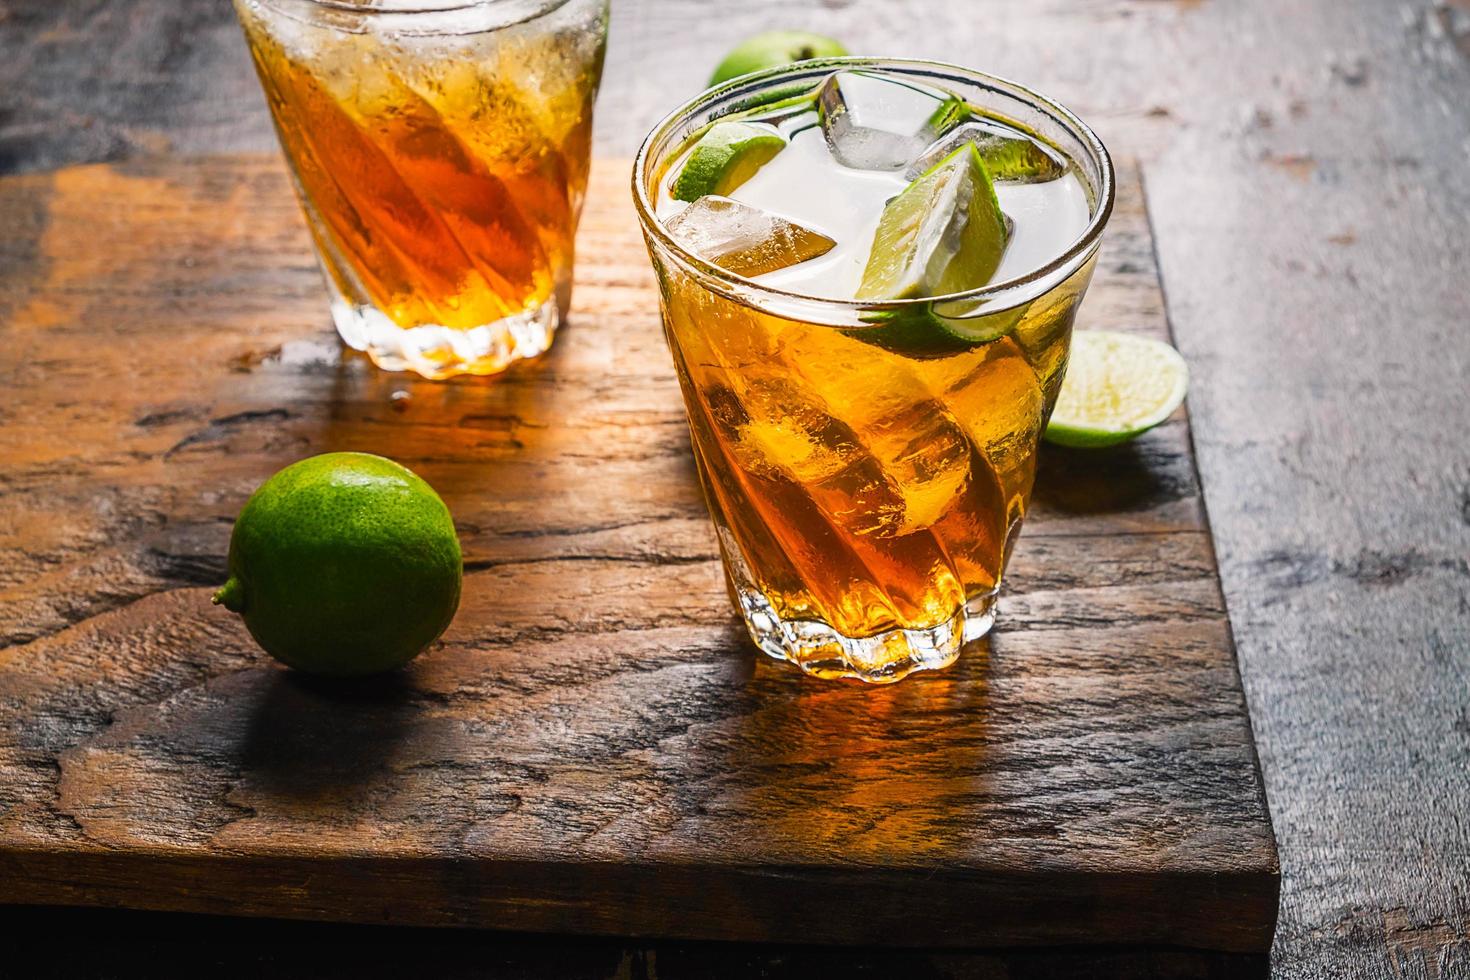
974;131;1066;183
1044;331;1189;448
671;122;787;202
857;141;1008;301
842;142;1010;356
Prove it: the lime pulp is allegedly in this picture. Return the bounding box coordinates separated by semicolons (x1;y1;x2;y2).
1044;331;1189;448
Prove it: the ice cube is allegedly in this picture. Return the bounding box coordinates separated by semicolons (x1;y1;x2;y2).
664;196;836;277
772;326;980;536
906;120;1067;183
817;71;967;172
721;374;965;538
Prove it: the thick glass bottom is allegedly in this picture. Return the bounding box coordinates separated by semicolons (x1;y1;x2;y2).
332;297;559;381
718;530;997;684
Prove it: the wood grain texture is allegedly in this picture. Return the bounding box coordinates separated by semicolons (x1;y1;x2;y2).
0;153;1276;953
10;1;1469;976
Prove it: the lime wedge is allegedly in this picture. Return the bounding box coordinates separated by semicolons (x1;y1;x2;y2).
975;132;1066;183
1044;331;1189;448
857;142;1008;300
671;122;786;202
841;142;1010;356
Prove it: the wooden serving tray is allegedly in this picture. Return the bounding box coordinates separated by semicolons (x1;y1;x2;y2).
0;156;1277;952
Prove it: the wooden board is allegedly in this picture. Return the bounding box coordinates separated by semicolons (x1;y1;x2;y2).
0;154;1277;953
9;2;1470;976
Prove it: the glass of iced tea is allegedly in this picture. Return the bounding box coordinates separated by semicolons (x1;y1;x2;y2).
233;0;608;379
634;59;1114;683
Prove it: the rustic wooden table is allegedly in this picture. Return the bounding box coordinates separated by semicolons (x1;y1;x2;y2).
1;1;1466;978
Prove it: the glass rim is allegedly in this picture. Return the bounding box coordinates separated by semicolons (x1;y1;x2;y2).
269;0;568;15
631;56;1115;315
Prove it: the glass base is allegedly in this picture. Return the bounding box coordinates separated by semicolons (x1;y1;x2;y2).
332;297;559;380
718;532;997;684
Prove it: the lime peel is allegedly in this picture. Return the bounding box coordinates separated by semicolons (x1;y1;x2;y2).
216;452;463;677
672;122;786;202
1044;330;1189;448
857;141;1008;301
708;31;849;86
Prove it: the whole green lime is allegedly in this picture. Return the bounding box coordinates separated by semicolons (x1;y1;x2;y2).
709;31;849;86
213;452;462;676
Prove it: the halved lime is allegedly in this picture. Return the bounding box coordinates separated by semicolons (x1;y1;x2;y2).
857;141;1008;301
671;122;787;202
1044;331;1189;448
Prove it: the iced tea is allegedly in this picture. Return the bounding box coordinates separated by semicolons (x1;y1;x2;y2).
234;0;608;379
635;61;1114;682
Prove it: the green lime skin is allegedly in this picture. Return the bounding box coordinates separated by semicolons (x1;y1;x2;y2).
214;452;462;677
709;31;849;86
858;142;1008;301
671;122;787;202
847;303;1026;359
845;142;1011;356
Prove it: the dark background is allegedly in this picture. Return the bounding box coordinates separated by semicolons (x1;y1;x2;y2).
2;0;1468;976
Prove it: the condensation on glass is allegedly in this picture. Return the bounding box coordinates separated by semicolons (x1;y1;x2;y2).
234;0;608;379
635;59;1114;683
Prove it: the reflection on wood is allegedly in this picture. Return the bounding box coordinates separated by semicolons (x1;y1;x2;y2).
0;156;1276;952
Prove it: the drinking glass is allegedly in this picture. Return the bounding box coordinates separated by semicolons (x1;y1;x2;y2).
633;59;1114;682
234;0;609;379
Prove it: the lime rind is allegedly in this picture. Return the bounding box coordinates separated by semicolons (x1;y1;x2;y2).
925;96;972;139
847;301;1026;358
930;300;1027;343
857;141;1008;301
672;121;787;202
1044;331;1189;448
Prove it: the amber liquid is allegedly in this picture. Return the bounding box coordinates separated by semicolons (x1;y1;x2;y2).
237;1;605;334
649;89;1096;679
657;262;1092;654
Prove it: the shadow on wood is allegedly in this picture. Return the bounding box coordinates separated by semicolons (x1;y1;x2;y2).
0;155;1277;953
1033;436;1181;517
241;670;419;799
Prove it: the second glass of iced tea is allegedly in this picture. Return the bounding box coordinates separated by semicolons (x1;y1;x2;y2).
234;0;608;379
635;59;1114;683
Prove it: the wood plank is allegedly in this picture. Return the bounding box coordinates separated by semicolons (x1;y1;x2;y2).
5;1;1469;976
0;153;1275;952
